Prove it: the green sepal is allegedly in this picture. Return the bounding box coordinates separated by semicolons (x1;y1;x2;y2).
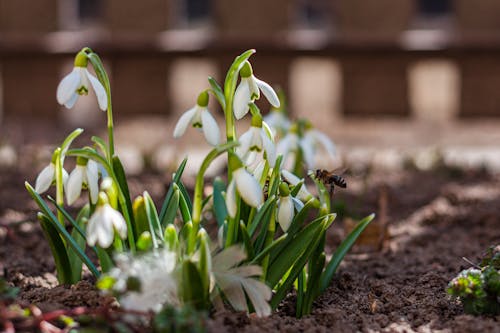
208;77;226;110
319;213;375;293
38;213;73;284
213;178;228;227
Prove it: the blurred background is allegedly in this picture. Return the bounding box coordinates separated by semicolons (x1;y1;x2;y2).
1;0;500;174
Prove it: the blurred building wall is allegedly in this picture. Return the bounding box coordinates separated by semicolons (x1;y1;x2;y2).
1;0;500;128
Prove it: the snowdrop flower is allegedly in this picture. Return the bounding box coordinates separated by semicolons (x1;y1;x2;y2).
263;105;290;138
173;91;221;146
233;62;280;120
276;183;304;232
35;156;68;194
225;154;264;218
236;114;276;167
281;169;315;203
278;120;337;170
87;193;127;248
56;50;107;111
65;157;99;205
102;250;179;312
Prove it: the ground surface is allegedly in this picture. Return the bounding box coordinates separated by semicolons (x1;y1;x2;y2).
2;159;500;332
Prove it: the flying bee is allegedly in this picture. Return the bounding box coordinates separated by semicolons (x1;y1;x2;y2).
314;169;347;195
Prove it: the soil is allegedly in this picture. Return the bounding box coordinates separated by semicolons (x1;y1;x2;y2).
2;161;500;332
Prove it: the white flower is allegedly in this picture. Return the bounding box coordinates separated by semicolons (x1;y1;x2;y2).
105;250;179;312
212;246;272;317
225;167;264;218
277;126;337;170
35;162;68;194
173;95;220;146
281;170;315;203
65;159;99;205
264;110;290;137
236;124;276;167
233;62;280;120
276;195;304;232
56;67;107;111
87;203;127;248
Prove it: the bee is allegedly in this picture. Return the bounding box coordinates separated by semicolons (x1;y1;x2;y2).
314;169;347;195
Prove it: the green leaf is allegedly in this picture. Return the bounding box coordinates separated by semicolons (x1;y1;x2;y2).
270;217;331;309
96;247;113;273
159;158;187;223
160;185;179;228
143;191;163;246
132;196;150;236
87;51;111;98
112;156;135;236
25;182;100;277
68;205;90;283
213;178;227;227
208;77;226;110
248;195;277;237
136;231;153;251
178;185;192;225
319;214;375;293
60;128;84;156
38;213;73;284
239;222;254;260
250;233;287;265
267;215;329;287
301;252;325;316
164;225;179;251
177;180;193;214
181;260;207;310
91;136;109;157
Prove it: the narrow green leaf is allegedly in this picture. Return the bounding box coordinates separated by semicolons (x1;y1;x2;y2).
177;180;193;213
178;186;192;225
160;185;179;228
38;214;73;284
181;260;207;310
144;191;163;246
223;49;256;99
248;195;277;236
302;252;325;316
112;156;135;236
91;136;109;157
319;214;375;293
239;222;254;260
270;218;330;309
96;247;113;273
267;215;328;287
267;156;283;197
60;128;84;156
25;182;100;277
250;233;287;265
208;77;226;109
47;197;88;241
159;158;187;223
213;178;227;227
67;205;90;283
198;230;211;301
87;52;111;95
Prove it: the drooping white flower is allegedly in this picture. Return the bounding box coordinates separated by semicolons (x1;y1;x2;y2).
87;193;127;248
233;62;280;120
56;51;107;111
276;183;304;232
277;121;337;170
65;158;99;205
35;162;68;194
281;169;315;203
103;250;179;312
225;155;264;218
236;115;276;167
173;91;220;146
264;109;290;137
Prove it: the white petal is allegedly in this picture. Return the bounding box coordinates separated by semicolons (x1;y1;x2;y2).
236;130;253;160
292;197;304;211
234;168;263;208
85;69;108;111
310;130;336;158
173;107;197;138
225;180;237;218
35;163;55;193
255;77;280;108
86;160;99;204
300;137;316;169
248;76;260;99
64;93;79;109
277;196;294;232
251;160;266;184
233;80;251;120
66;166;84;205
281;170;313;202
56;68;81;107
200;109;221;146
261;132;276;167
108;207;127;239
249;127;263;150
95;208;115;248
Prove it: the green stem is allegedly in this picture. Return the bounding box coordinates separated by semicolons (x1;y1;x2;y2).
107;103;114;161
54;148;64;225
189;142;238;253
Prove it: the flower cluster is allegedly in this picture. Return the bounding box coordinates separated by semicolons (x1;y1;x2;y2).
27;48;373;320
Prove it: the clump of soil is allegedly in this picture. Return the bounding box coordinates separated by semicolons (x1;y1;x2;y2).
2;166;500;332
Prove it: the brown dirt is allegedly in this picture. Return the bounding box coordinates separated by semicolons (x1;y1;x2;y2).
2;163;500;332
